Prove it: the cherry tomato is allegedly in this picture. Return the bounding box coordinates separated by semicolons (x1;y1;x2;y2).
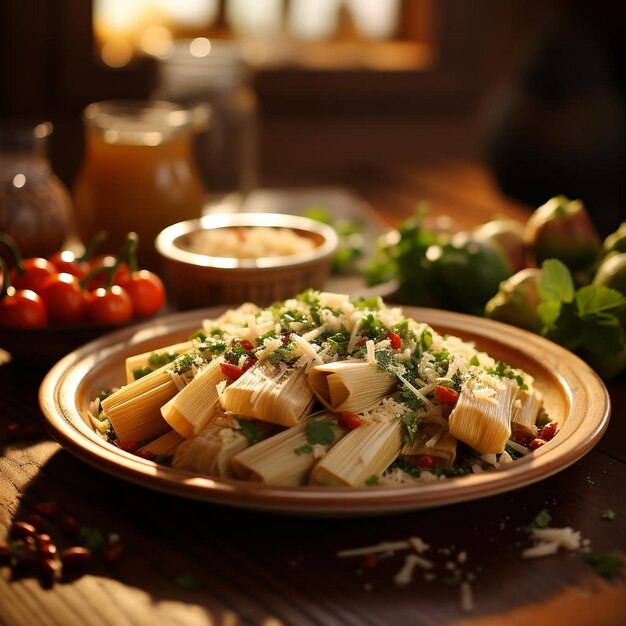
220;362;244;381
48;250;89;279
415;454;436;469
85;286;133;325
39;273;87;324
0;287;48;328
435;385;460;406
338;412;363;430
387;331;402;350
10;258;56;293
118;270;165;318
85;255;130;291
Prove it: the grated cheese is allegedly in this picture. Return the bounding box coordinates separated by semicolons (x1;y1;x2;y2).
522;541;559;559
393;554;434;586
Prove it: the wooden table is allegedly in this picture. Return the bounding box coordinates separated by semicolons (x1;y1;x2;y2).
1;163;625;626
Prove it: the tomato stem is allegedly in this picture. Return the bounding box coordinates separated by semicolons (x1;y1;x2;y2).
77;231;108;263
121;232;139;274
0;233;26;275
0;257;11;299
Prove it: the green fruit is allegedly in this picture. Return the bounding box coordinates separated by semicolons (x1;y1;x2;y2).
429;235;513;315
525;196;602;272
593;252;626;296
485;268;543;333
604;222;626;254
472;218;527;273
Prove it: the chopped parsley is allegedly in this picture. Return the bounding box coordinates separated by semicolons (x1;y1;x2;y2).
306;420;335;446
401;410;422;444
602;509;616;521
582;552;624;579
295;444;313;455
365;475;379;486
78;526;105;553
487;361;528;390
237;418;262;445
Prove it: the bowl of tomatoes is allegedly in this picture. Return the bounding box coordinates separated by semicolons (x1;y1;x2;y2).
0;232;166;368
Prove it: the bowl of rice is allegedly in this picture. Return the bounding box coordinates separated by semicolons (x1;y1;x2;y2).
156;212;338;308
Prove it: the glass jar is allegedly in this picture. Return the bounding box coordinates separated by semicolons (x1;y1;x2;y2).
0;122;74;259
73;100;207;271
153;41;259;204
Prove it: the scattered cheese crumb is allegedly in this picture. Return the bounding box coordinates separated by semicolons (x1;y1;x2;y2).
460;582;474;613
531;527;581;551
408;537;430;554
522;542;559;559
457;551;468;564
393;554;434;586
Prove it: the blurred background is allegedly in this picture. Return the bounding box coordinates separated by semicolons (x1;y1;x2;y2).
1;0;624;235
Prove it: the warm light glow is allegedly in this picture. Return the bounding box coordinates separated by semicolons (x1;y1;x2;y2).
189;37;212;57
345;0;401;40
225;0;284;38
287;0;340;41
143;132;163;146
139;25;173;57
12;174;26;188
101;39;134;67
155;0;219;27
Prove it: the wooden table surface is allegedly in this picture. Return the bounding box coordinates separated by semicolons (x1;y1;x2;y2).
1;163;625;626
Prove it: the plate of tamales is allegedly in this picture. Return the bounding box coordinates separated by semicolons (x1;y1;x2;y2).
39;292;610;516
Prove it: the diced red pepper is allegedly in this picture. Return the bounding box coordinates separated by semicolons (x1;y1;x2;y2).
242;355;257;372
355;336;368;346
415;454;436;469
539;421;559;441
239;339;254;351
338;412;363;430
435;385;459;406
387;332;402;350
220;362;244;381
528;438;546;451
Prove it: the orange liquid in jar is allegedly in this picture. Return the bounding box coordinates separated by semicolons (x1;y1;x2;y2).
74;118;206;271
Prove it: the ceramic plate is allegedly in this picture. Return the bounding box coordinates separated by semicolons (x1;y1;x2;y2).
39;306;611;516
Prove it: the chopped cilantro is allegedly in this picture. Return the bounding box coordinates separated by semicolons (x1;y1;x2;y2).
602;509;616;521
401;410;421;444
148;350;179;368
365;475;379;486
359;313;387;342
295;444;313;455
582;552;624;579
132;366;152;380
325;330;351;355
523;509;552;531
237;418;262;445
486;361;528;390
353;297;381;311
306;420;335;446
189;330;206;342
469;354;480;366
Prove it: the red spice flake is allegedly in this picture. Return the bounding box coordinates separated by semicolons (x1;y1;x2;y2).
528;438;546;451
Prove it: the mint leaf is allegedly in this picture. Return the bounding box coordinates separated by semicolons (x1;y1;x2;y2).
306;420;335;446
540;259;575;305
580;314;625;355
576;285;626;317
542;301;581;350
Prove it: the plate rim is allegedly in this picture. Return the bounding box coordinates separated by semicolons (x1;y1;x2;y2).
39;305;612;516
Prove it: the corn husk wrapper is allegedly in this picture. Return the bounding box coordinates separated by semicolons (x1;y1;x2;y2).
511;388;543;438
137;430;184;457
124;341;194;384
219;363;315;427
308;360;396;414
231;411;346;486
309;418;404;487
401;423;458;466
173;416;276;478
161;358;225;437
448;377;516;454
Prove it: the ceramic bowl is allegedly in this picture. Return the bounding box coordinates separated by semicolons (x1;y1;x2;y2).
155;213;338;309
